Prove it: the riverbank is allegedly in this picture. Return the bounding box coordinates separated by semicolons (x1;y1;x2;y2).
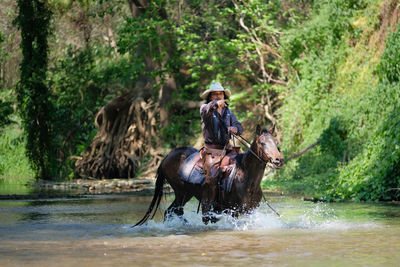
0;178;163;200
0;176;287;200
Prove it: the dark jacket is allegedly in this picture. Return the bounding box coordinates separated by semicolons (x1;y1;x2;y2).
200;99;243;146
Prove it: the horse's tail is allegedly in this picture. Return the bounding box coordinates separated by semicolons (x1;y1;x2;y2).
132;163;165;227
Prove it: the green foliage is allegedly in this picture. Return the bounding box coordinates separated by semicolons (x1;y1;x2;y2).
117;0;286;146
319;117;348;160
0;99;13;129
159;0;285;140
173;1;240;88
0;123;34;178
335;27;400;200
0;32;6;84
337;96;400;200
0;124;34;194
48;45;132;176
377;27;400;83
6;0;398;199
118;0;178;88
162;109;201;148
0;32;13;130
16;0;56;180
271;0;400;201
173;0;282;90
278;1;366;153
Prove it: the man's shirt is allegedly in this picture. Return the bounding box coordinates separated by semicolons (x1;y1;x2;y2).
200;99;243;146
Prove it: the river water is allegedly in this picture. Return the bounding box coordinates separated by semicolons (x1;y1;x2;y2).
0;194;399;266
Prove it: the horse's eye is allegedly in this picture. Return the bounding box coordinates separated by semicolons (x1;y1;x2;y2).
277;146;281;152
260;142;266;146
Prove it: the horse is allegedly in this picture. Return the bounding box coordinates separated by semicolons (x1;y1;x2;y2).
133;125;284;226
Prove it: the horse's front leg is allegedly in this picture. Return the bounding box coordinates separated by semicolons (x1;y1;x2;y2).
201;206;219;224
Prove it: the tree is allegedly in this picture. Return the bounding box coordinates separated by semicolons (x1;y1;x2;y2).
74;0;287;179
74;0;178;178
16;0;55;179
0;32;13;130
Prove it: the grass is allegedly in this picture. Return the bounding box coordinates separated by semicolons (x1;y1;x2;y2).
0;121;35;195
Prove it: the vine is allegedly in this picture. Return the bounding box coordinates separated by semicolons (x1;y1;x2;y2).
16;0;55;179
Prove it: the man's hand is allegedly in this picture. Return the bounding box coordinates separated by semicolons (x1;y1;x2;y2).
228;126;238;135
216;99;227;109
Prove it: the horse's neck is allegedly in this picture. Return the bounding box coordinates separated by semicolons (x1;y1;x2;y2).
240;142;266;188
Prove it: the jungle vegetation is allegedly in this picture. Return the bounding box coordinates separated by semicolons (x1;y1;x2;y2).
0;0;399;201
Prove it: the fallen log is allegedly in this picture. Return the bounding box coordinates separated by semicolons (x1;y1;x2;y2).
286;141;320;162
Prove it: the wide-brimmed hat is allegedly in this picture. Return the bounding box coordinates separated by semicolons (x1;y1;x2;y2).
200;82;232;100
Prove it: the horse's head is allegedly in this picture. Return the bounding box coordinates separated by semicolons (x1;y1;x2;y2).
254;125;284;169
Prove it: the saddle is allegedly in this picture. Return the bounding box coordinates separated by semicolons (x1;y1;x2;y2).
178;152;204;184
178;147;241;192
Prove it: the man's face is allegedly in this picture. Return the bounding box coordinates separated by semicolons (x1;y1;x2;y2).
210;91;225;101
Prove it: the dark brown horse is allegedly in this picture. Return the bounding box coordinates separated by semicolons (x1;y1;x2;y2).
133;125;284;226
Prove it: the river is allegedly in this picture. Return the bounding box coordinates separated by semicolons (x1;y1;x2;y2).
0;194;399;266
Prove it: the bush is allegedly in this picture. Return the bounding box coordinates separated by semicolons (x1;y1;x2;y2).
336;42;400;200
319;117;348;160
0;124;33;177
377;27;400;83
272;0;400;201
0;99;13;129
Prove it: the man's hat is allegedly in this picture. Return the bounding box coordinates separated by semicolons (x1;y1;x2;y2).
200;82;232;100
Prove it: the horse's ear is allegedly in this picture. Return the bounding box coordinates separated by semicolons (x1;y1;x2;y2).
255;125;262;135
268;124;275;135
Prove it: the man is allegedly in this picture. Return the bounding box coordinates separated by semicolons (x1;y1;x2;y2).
199;81;243;223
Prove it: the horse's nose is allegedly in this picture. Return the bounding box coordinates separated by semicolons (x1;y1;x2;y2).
273;158;284;167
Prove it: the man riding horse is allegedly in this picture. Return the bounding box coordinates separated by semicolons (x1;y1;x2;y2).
200;82;243;219
133;82;284;227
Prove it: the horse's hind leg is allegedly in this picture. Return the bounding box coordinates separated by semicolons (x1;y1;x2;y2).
164;193;193;222
164;199;183;220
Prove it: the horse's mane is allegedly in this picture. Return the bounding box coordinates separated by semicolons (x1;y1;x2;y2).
234;152;245;169
261;126;273;134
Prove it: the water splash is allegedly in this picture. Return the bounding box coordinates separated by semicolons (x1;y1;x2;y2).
128;201;379;236
284;202;339;229
277;202;380;230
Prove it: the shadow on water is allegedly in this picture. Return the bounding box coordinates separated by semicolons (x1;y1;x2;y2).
0;176;85;200
0;176;34;196
20;211;49;222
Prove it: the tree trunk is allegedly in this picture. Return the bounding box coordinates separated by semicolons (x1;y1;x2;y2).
74;93;163;178
75;0;177;179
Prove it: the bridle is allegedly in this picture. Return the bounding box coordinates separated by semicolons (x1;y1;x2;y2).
213;111;277;165
232;133;273;165
256;138;274;163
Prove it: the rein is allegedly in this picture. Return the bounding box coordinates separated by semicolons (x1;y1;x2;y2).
212;108;271;165
232;133;270;165
212;108;265;163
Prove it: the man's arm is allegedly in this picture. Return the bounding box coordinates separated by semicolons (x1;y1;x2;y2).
200;100;218;119
230;112;243;135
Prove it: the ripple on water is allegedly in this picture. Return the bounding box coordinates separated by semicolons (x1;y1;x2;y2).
0;197;384;242
128;202;381;237
1;196;398;267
